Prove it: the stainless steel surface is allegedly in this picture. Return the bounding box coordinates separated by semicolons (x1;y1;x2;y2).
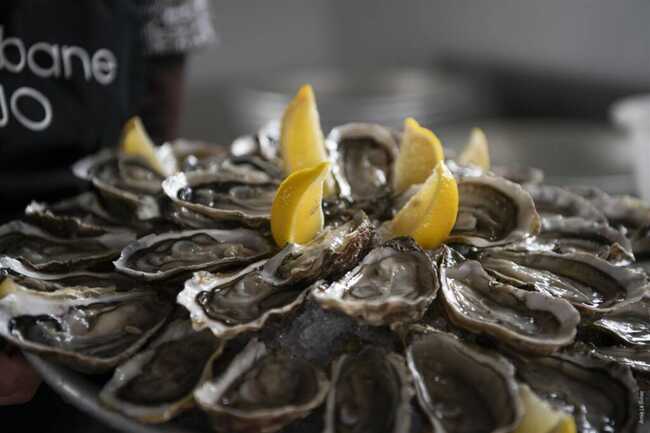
25;354;205;433
437;118;635;194
227;67;498;136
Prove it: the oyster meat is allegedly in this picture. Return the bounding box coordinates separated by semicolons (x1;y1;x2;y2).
327;123;398;208
523;183;607;223
100;319;224;423
0;221;134;272
589;295;650;346
312;237;439;326
114;228;274;281
163;171;277;227
324;347;413;433
449;175;541;247
0;279;171;373
406;328;522;433
440;247;580;354
507;351;639;433
481;249;648;313
194;339;329;433
178;214;374;338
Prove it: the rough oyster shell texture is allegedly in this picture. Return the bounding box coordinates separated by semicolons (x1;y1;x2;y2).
1;120;649;433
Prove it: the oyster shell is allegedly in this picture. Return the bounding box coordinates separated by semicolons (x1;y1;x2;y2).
439;247;580;353
73;149;168;220
492;165;544;185
506;351;639;433
162;171;277;228
587;345;650;374
100;319;224;423
405;328;522;433
323;347;413;433
571;186;650;257
230;121;280;162
523;183;607;223
327;123;398;207
525;216;635;266
312;237;439;326
178;213;374;338
25;192;122;237
589;295;650;346
0;221;134;272
0;278;171;373
194;339;329;433
114;229;274;281
481;249;648;313
449;175;541;247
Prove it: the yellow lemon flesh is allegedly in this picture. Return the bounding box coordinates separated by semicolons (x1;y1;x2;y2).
393;117;445;194
271;162;331;247
458;127;490;170
280;84;335;196
119;116;171;176
391;160;458;249
514;385;577;433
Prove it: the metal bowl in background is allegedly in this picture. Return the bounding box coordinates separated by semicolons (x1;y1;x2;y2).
225;67;498;136
436;119;634;195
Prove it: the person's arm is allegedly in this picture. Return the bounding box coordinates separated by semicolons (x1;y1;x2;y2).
137;0;216;143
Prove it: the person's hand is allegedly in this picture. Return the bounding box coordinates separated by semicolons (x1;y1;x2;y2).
0;345;41;405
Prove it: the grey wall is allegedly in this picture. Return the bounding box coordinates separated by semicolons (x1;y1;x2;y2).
179;0;650;142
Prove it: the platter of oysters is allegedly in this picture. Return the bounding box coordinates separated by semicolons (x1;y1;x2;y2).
3;85;650;433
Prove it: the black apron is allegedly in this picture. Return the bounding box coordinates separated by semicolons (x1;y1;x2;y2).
0;0;144;214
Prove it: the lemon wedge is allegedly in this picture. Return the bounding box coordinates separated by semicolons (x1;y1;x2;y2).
271;162;331;247
119;116;174;176
280;85;335;196
514;385;577;433
391;160;458;248
393;118;445;194
458;127;490;170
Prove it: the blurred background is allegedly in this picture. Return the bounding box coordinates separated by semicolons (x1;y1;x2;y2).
180;0;650;195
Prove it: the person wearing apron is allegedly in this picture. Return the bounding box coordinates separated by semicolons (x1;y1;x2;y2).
0;0;215;414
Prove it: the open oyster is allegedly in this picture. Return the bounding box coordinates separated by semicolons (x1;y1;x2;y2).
100;319;224;423
230;121;281;162
571;186;650;257
449;175;541;247
194;339;329;433
0;221;134;272
73;149;168;220
327;123;398;209
523;183;607;223
523;216;635;265
178;213;374;338
162;171;277;228
0;278;171;373
114;228;274;281
312;237;439;326
440;247;580;353
405;328;522;433
481;249;648;313
324;347;413;433
506;351;639;433
492;165;544;185
589;295;650;346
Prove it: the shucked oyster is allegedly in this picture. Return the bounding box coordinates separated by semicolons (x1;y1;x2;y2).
449;175;541;247
523;183;607;223
114;229;274;281
481;249;648;314
100;319;224;423
163;170;277;228
0;278;171;373
324;347;413;433
312;237;439;326
194;339;329;433
178;213;374;338
327;123;398;210
405;328;522;433
0;221;134;272
439;247;580;354
506;351;639;433
588;295;650;346
523;216;635;266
